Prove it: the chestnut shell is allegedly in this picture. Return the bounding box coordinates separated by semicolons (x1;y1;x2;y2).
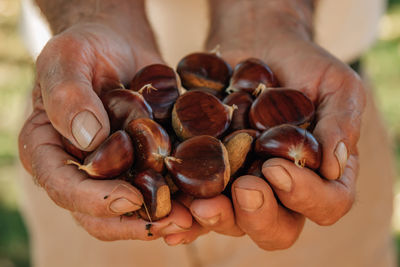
101;89;153;132
249;88;315;131
130;64;180;123
68;130;134;179
125;118;171;173
172;90;233;140
131;169;171;221
223;91;253;131
164;135;230;198
62;136;88;161
255;124;321;170
177;52;232;93
227;58;279;94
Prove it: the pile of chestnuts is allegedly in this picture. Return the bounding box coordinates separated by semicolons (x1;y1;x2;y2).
64;49;321;225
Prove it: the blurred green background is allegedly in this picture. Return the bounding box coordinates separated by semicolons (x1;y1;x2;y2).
0;0;400;266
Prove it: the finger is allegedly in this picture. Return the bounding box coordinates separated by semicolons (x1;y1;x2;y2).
73;201;192;241
36;37;111;151
262;157;358;226
232;175;305;250
164;221;209;246
19;112;143;217
313;65;365;180
189;195;244;236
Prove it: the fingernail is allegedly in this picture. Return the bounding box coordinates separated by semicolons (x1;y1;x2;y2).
192;212;220;226
234;188;263;212
160;223;189;235
107;184;143;214
165;238;185;246
109;198;141;214
335;142;348;178
263;165;293;192
72;110;101;149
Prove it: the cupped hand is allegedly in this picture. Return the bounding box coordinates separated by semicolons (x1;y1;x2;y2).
166;0;365;249
18;22;192;241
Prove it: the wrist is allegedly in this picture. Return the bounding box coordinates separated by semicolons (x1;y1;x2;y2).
207;0;315;51
36;0;143;34
36;0;160;59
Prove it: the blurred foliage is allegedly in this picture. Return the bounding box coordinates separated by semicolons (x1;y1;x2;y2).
0;0;33;266
0;0;400;267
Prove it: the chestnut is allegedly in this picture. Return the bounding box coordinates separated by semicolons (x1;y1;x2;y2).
164;174;179;195
222;91;253;131
61;136;88;161
226;58;279;94
164;135;230;198
172;90;236;140
131;64;182;123
66;130;134;179
249;87;315;131
224;132;253;175
131;169;171;221
246;159;264;178
101;89;153;132
255;124;321;170
223;129;260;143
125;118;171;173
176;50;232;94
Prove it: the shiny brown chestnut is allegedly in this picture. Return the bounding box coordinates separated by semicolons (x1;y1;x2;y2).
176;49;232;94
131;64;182;123
255;124;321;170
66;130;134;179
131;169;171;221
125;118;171;173
223;91;253;130
249;86;315;131
172;90;236;140
101;89;153;132
164;135;230;198
62;136;88;161
224;132;253;175
226;58;279;94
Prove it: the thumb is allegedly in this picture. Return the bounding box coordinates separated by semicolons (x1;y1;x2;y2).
313;68;366;180
36;39;110;151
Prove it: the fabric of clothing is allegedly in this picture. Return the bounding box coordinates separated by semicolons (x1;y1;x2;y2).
18;0;396;266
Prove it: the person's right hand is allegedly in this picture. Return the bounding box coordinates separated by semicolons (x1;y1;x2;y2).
18;17;192;241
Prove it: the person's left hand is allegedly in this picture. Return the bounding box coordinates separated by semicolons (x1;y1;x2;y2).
163;0;365;249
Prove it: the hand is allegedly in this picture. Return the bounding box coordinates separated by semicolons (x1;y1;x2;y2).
164;0;365;249
19;8;192;241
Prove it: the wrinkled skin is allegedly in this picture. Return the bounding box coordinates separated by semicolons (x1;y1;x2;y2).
19;0;365;248
19;23;193;241
164;1;365;249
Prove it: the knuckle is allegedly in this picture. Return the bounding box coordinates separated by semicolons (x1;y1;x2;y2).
316;189;355;226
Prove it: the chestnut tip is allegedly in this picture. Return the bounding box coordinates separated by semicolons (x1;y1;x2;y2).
252;83;269;97
138;83;158;95
164;156;183;164
209;44;221;57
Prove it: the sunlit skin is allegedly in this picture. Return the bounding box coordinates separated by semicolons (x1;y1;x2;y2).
19;0;364;248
